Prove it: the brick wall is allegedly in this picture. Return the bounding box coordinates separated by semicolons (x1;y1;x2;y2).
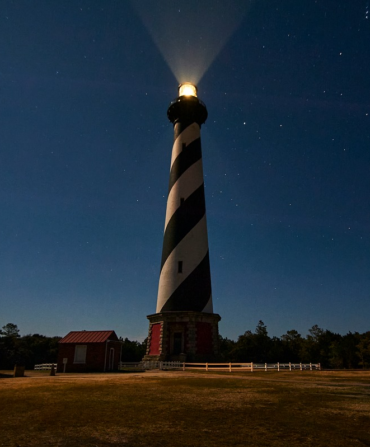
149;323;161;355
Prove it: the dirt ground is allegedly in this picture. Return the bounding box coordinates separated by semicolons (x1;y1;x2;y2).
2;369;369;447
2;368;370;387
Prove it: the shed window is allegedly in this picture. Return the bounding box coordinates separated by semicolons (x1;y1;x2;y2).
74;345;87;364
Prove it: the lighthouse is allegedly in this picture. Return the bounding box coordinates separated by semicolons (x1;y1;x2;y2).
144;83;221;362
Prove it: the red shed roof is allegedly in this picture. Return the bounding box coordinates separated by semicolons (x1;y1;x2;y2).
59;330;119;344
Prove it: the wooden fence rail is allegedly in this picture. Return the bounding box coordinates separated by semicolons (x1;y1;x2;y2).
183;362;253;372
182;362;321;372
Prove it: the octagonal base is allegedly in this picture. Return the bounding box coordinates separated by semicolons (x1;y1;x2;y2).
143;311;221;362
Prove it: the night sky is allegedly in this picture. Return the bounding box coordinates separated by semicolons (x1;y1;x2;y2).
1;0;369;341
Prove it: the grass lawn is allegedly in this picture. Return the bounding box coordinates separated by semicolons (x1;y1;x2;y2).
1;370;369;446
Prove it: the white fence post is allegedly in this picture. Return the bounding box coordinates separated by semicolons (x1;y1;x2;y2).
229;362;232;372
265;363;267;371
277;362;280;372
289;362;291;371
300;362;302;371
310;362;312;371
318;363;321;371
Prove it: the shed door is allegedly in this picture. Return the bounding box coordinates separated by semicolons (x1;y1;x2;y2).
108;347;114;371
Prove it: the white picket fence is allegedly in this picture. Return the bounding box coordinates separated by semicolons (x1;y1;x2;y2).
119;362;143;369
119;361;182;370
253;362;320;371
34;363;56;370
143;361;182;370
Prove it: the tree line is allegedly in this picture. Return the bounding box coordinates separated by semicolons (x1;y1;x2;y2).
0;323;147;369
0;323;61;369
219;321;370;369
1;322;369;369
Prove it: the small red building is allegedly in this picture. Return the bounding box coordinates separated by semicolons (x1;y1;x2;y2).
57;330;121;373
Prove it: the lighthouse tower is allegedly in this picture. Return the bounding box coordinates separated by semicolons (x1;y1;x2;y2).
144;83;221;362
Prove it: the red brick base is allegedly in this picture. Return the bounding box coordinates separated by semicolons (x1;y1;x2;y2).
143;311;221;362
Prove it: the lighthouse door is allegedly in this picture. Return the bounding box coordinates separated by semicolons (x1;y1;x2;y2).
173;332;183;355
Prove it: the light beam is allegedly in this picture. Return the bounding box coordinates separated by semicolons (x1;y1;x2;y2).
132;0;253;84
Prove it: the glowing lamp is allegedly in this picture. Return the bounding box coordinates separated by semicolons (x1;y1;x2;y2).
178;82;197;97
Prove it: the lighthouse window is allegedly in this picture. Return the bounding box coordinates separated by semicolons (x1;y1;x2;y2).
178;261;183;273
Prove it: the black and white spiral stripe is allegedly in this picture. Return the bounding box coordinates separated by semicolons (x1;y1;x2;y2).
156;121;213;313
